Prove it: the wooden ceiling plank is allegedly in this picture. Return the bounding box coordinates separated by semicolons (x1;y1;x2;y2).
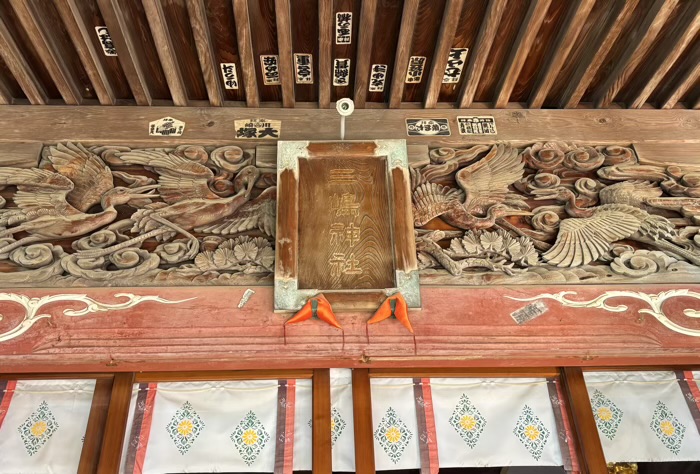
629;3;700;109
493;0;552;109
0;74;11;105
142;0;188;106
274;0;295;108
352;0;378;109
457;0;507;108
54;0;116;105
232;0;260;108
0;18;46;104
388;0;420;109
96;0;152;105
593;0;679;109
423;0;465;108
528;0;596;109
660;51;700;109
559;0;639;109
186;0;224;106
318;0;332;108
9;0;83;105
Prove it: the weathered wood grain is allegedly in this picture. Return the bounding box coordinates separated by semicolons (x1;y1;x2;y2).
312;369;332;474
276;167;298;280
232;0;260;107
96;372;134;474
457;0;507;108
493;0;552;108
0;72;11;104
593;0;679;108
633;142;700;167
186;0;224;106
78;377;113;474
290;0;318;102
424;0;464;108
274;0;294;107
0;15;47;104
388;0;420;109
0;142;42;167
528;0;595;109
318;0;332;108
352;0;377;108
660;48;700;109
204;0;246;102
352;369;375;474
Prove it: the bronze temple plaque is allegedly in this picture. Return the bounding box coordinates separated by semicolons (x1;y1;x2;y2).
275;140;420;311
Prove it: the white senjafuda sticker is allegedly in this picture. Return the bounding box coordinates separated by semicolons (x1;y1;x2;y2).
94;26;117;56
443;48;468;83
369;64;387;92
220;63;239;90
335;12;352;44
149;117;185;137
333;58;351;86
406;118;451;136
405;56;426;83
457;116;497;135
234;118;281;139
260;55;280;85
294;53;313;84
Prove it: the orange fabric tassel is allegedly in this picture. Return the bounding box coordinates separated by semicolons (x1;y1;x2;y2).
285;294;342;329
368;293;413;333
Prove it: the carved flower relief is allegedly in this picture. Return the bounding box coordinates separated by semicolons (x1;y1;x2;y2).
447;229;539;268
209;145;251;173
520;142;567;170
175;145;208;164
610;249;679;277
155;240;198;264
563;146;605;172
71;230;119;251
9;243;65;269
515;172;561;195
596;145;636;166
194;236;274;273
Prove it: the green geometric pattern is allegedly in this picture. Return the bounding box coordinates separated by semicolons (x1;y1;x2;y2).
17;401;58;456
166;401;205;455
448;394;486;449
374;407;413;464
512;405;550;461
307;407;347;446
590;389;623;440
230;411;270;466
650;401;686;455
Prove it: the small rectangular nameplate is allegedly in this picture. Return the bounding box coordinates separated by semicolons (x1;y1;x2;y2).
406;118;451;136
457;116;497;135
510;301;549;325
234;118;281;139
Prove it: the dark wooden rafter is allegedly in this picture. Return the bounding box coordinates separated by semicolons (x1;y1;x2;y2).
312;368;332;473
389;0;420;109
629;2;700;109
54;0;116;105
352;0;377;108
424;0;464;108
352;369;376;474
593;0;679;108
186;0;224;107
528;0;596;109
0;16;47;104
457;0;507;108
9;0;83;105
559;0;640;109
493;0;552;108
318;0;332;108
660;47;700;109
274;0;295;108
232;0;259;108
96;0;152;105
0;73;11;104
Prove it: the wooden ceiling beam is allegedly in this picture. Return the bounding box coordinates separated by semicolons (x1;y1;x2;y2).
660;47;700;109
457;0;507;108
0;74;11;105
0;17;47;105
629;2;700;109
274;0;295;108
593;0;679;108
352;0;377;109
318;0;332;108
559;0;639;109
528;0;595;109
493;0;552;109
96;0;152;105
186;0;224;107
424;0;464;109
142;0;188;106
55;0;116;106
312;369;332;473
389;0;420;109
9;0;83;105
232;0;259;108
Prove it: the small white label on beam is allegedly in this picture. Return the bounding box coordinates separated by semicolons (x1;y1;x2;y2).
457;116;497;135
335;12;352;44
235;118;281;139
369;64;387;92
95;26;117;56
294;53;314;84
405;56;426;84
149;117;185;137
443;48;468;84
220;63;239;90
333;58;351;86
260;55;281;85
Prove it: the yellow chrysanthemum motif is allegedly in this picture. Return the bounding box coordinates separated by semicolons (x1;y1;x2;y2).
524;425;541;441
242;428;259;446
177;419;193;437
30;421;47;438
331;420;336;431
660;420;675;437
385;426;402;444
597;407;613;422
460;415;477;431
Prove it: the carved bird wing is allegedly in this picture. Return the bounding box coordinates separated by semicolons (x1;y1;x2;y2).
0;168;82;217
195;187;277;237
543;211;641;267
46;142;114;212
456;144;524;209
412;182;464;224
117;149;217;203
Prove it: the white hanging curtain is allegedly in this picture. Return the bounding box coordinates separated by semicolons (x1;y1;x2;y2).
584;371;700;463
0;379;96;474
